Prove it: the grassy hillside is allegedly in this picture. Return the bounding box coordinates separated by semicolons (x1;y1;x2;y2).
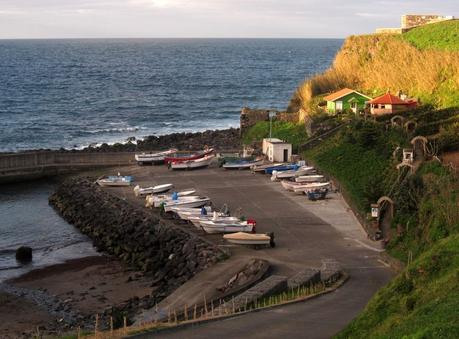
337;234;459;338
288;21;459;112
402;20;459;51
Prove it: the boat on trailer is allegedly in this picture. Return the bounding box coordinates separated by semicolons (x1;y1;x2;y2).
264;164;301;175
170;154;215;170
164;148;214;164
133;183;174;196
135;149;177;165
96;175;133;187
223;232;274;247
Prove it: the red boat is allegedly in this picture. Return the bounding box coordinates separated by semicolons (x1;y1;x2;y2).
164;148;214;164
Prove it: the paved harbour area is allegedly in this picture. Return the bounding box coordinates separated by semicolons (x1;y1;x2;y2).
103;163;393;338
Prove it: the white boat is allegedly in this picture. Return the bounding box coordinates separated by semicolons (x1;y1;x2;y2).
188;215;240;228
280;180;301;191
96;175;133;187
150;195;201;208
295;175;326;183
223;159;264;170
271;166;316;181
172;206;212;219
223;232;273;246
133;183;174;196
293;182;331;194
145;190;197;207
163;197;211;212
135;149;178;165
200;220;255;234
170;154;215;170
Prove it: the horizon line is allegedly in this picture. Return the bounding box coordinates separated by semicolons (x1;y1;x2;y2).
0;36;346;41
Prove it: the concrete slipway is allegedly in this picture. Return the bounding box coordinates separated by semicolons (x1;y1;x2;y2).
105;165;393;339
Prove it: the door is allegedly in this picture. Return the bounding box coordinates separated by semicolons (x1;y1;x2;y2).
336;101;343;112
283;149;289;162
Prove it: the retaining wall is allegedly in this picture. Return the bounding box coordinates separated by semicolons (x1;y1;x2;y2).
0;151;136;184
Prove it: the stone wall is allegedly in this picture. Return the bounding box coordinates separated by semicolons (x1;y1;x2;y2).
402;15;455;29
240;107;271;135
49;177;225;303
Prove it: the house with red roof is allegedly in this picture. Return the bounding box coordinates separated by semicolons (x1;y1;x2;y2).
369;93;418;116
324;88;372;114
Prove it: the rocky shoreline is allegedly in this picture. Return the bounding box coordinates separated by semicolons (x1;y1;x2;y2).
46;177;227;330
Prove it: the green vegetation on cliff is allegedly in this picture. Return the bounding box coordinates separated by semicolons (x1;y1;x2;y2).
337;234;459;338
289;21;459;112
402;20;459;51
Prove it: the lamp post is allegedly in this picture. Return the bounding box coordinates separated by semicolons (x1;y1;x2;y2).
269;111;276;140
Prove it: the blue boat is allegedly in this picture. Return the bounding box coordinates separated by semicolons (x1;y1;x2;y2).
264;164;300;175
107;175;133;183
307;189;328;201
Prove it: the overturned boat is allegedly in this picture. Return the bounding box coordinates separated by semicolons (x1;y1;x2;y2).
133;183;174;196
223;232;274;247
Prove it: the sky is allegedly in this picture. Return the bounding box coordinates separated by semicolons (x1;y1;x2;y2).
0;0;458;39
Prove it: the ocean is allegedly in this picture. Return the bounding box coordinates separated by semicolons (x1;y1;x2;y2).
0;39;342;281
0;39;342;152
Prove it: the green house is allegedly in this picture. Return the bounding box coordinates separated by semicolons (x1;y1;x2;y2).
324;88;372;114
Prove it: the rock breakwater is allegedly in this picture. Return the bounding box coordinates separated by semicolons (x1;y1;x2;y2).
49;177;226;304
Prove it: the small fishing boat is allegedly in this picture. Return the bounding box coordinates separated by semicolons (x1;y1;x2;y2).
170;154;215;170
251;162;285;173
200;219;256;234
292;182;331;194
264;164;301;175
135;149;177;165
280;180;303;191
306;188;329;201
223;158;264;170
171;206;213;219
145;190;197;207
96;175;133;187
133;183;174;196
164;148;214;164
295;175;326;183
162;197;211;212
188;215;240;228
271;166;316;181
223;232;274;247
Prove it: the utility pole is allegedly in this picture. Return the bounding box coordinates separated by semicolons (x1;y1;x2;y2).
269;111;276;139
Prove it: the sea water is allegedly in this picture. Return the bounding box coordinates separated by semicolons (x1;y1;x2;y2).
0;39;342;152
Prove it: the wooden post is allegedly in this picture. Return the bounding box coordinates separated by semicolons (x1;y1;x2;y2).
194;304;197;320
232;297;235;314
77;326;81;339
174;310;178;324
204;295;208;317
123;316;127;335
168;308;171;323
184;304;188;321
110;316;114;335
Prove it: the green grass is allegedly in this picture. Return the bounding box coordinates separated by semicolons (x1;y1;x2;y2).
336;234;459;339
242;121;309;151
402;20;459;51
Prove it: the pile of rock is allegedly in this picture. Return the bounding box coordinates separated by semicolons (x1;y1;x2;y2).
80;128;241;152
49;177;225;303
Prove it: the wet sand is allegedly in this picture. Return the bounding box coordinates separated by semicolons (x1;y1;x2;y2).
2;256;152;337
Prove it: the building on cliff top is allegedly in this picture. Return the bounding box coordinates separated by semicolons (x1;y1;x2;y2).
324;88;372;114
376;14;455;34
369;93;418;116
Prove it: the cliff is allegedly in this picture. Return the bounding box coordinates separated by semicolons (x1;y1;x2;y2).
289;21;459;113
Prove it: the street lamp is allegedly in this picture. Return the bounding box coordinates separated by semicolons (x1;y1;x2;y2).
269;111;276;139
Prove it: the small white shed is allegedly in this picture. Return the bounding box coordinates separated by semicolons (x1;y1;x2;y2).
262;138;292;162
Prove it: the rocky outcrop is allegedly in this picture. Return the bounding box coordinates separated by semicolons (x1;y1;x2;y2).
49;177;226;304
81;128;241;153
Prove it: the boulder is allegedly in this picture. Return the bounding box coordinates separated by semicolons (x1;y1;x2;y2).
16;246;33;263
